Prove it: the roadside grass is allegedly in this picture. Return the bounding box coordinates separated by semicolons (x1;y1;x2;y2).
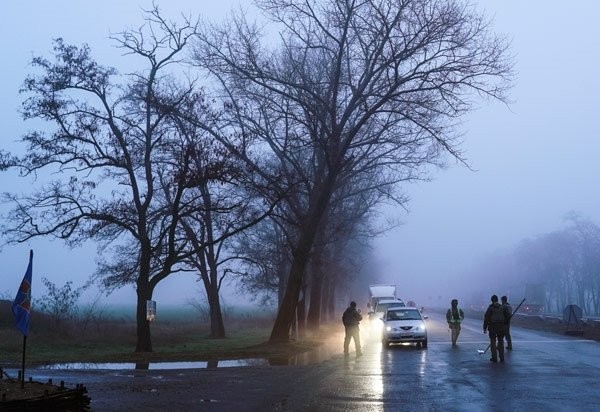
0;300;330;366
1;325;327;366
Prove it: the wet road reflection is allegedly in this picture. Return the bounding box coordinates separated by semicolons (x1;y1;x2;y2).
37;358;270;370
298;309;600;411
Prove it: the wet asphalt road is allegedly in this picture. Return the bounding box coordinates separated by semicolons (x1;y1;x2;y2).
287;312;600;411
17;310;600;411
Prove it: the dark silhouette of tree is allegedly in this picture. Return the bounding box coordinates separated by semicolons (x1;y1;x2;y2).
0;8;200;352
162;89;282;338
305;189;385;330
178;139;275;337
235;219;292;306
194;0;512;342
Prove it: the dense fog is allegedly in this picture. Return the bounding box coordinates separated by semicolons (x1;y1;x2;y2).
368;1;600;312
1;0;599;320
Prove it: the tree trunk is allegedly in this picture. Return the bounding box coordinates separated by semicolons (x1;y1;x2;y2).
327;280;336;322
269;176;335;343
135;281;153;352
321;276;333;322
321;276;330;322
206;245;226;338
269;230;316;342
207;285;226;338
277;263;287;309
197;255;226;338
296;288;306;339
306;258;323;330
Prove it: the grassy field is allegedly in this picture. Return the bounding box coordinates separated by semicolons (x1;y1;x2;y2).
0;300;331;366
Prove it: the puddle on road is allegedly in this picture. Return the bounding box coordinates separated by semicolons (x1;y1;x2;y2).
38;358;268;370
36;333;345;371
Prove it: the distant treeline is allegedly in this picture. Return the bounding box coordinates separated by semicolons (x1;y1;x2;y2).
467;214;600;316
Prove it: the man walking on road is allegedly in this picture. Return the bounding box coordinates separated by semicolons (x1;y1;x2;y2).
501;295;513;350
342;301;363;357
446;299;465;346
483;294;510;362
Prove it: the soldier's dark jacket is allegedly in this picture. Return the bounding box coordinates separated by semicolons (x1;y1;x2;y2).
342;307;362;327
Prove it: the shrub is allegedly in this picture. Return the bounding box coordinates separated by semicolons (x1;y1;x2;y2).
36;277;87;333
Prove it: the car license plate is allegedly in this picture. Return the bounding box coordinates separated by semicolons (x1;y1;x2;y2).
400;332;412;337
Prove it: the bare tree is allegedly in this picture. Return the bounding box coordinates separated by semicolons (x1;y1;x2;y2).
305;173;393;330
465;213;600;316
194;0;512;342
180;169;274;337
161;102;281;337
0;8;200;352
563;215;600;315
236;218;291;306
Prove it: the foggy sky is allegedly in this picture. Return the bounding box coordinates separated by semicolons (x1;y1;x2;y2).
1;1;599;309
373;1;600;307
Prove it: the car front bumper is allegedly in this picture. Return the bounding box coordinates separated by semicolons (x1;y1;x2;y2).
383;331;427;343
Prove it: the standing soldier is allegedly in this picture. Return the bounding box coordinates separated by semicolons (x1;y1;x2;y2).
501;296;513;350
342;301;363;357
446;299;465;346
483;295;510;362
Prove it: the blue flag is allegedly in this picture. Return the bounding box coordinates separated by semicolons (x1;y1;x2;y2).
12;250;33;336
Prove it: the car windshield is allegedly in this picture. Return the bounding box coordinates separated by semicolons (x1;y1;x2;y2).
375;301;405;313
386;309;422;321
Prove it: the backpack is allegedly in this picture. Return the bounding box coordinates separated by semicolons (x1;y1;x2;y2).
490;303;506;323
342;308;354;327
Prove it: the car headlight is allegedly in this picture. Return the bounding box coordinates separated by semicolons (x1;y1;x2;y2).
386;326;392;332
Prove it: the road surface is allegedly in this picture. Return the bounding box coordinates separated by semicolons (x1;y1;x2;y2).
13;310;600;411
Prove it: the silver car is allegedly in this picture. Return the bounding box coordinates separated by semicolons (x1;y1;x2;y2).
381;307;428;348
369;299;407;336
371;298;406;320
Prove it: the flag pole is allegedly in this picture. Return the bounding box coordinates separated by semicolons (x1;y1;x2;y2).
20;335;27;388
21;249;32;388
12;249;33;388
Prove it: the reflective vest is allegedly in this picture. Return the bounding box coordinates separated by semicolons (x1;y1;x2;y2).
448;307;463;324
